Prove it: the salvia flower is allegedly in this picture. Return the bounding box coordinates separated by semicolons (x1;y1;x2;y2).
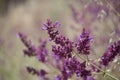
19;19;120;80
54;75;62;80
36;39;48;62
42;19;60;41
26;66;39;76
100;40;120;66
39;69;48;77
43;19;73;47
76;28;92;55
54;35;74;56
76;62;91;78
62;57;91;79
18;32;32;48
18;32;37;57
26;67;48;80
39;69;49;80
52;45;72;59
43;19;74;59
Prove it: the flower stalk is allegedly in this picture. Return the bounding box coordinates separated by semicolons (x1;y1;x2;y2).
19;19;120;80
74;52;119;80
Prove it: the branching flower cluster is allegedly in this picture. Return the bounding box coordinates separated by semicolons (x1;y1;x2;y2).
19;19;120;80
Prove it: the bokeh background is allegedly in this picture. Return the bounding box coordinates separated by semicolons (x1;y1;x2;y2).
0;0;120;80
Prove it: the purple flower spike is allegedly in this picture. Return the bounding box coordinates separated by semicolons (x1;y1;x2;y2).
62;57;91;79
53;36;73;59
26;66;39;76
42;19;60;41
26;66;48;80
52;45;72;59
39;69;47;77
37;39;48;62
23;49;36;57
18;32;32;48
43;19;52;29
18;32;37;57
101;40;120;66
55;35;73;47
39;69;49;80
76;28;92;55
54;75;62;80
53;21;61;28
42;19;73;47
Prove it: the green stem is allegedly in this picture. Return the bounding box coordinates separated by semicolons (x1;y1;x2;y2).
74;52;119;80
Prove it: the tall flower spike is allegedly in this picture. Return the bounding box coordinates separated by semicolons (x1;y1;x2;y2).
18;32;37;57
39;69;49;80
54;75;63;80
100;40;120;66
26;67;48;79
61;57;91;79
39;69;48;77
76;28;92;55
36;39;48;62
55;35;73;47
26;66;39;76
43;19;74;59
42;19;73;47
18;32;32;48
42;19;60;41
52;45;72;59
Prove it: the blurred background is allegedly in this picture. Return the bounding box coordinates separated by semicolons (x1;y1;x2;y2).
0;0;120;80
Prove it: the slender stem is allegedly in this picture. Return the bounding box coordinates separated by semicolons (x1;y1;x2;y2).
86;55;89;61
86;55;90;66
73;52;119;80
104;0;120;17
103;67;107;77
